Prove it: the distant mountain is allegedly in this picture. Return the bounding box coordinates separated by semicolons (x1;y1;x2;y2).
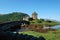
0;12;29;22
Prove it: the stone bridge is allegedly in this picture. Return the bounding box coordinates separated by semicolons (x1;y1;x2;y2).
0;20;30;32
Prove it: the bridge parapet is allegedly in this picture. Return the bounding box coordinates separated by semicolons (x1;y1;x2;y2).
0;21;30;32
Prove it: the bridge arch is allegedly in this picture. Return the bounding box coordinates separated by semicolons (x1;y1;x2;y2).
0;20;30;32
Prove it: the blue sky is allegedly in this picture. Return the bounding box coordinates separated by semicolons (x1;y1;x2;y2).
0;0;60;21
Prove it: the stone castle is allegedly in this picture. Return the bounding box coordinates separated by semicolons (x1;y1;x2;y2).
23;12;38;21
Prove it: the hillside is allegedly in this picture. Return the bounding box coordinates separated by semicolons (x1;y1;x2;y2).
0;12;29;22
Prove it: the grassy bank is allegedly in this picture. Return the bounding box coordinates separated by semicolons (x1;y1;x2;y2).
30;19;60;27
19;30;60;40
30;22;60;27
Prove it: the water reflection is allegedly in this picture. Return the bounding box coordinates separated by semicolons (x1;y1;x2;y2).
51;25;60;29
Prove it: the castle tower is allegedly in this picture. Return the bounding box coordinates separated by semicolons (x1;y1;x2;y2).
32;12;38;20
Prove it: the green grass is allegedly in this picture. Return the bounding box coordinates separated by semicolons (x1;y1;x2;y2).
30;22;59;27
19;30;60;40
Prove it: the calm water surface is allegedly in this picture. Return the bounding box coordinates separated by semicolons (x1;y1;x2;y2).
51;25;60;29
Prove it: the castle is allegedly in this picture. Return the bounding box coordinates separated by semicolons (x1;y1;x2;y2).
23;12;38;21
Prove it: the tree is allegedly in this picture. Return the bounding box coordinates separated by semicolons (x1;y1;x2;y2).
46;20;52;23
29;18;33;21
39;18;45;22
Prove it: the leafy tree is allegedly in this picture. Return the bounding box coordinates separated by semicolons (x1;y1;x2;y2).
39;18;45;22
37;20;42;23
46;20;52;23
29;18;33;21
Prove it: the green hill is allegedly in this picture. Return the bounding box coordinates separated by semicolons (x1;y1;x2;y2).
0;12;29;22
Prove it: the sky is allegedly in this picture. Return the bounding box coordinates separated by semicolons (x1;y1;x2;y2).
0;0;60;21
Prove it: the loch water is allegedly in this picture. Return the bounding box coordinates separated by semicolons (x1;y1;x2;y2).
50;25;60;29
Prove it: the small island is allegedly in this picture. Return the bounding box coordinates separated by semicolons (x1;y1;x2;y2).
0;12;60;40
